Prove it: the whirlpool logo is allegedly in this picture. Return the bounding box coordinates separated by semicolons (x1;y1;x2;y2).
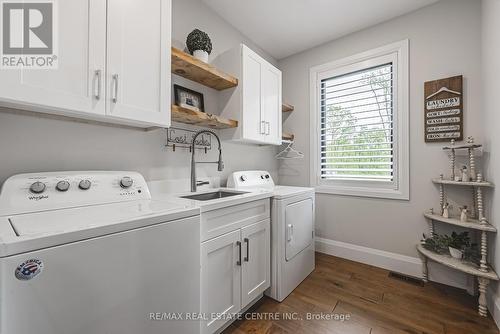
28;194;48;201
15;259;44;280
1;0;58;69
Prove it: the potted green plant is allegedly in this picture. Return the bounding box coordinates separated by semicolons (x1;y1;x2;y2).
422;232;471;259
422;233;449;254
446;231;470;259
186;29;212;63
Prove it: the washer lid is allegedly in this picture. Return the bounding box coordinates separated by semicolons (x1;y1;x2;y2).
9;199;191;236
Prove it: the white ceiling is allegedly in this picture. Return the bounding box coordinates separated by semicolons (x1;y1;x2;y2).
202;0;440;59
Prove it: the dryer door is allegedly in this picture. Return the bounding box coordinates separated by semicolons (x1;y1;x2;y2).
285;198;313;261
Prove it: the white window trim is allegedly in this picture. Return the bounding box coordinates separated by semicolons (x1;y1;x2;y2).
309;40;409;200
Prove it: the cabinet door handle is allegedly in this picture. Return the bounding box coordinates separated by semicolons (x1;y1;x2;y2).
236;241;242;266
112;74;119;103
266;122;270;135
244;237;249;262
287;224;293;242
260;121;266;134
94;70;101;100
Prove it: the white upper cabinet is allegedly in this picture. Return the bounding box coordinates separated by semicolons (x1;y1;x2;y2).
216;44;282;145
0;0;106;117
0;0;171;128
261;64;282;145
106;0;170;127
241;49;263;143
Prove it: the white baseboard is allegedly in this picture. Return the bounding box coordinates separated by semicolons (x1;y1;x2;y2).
315;237;422;277
315;237;497;325
488;287;500;329
315;237;473;292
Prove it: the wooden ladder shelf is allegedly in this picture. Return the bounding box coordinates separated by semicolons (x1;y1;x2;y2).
417;138;498;318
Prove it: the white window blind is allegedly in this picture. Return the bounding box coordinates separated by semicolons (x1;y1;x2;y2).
320;63;394;182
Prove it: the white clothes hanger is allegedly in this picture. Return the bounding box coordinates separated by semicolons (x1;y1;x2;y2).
426;86;461;100
275;140;304;160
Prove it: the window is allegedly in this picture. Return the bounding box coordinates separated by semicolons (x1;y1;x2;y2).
310;40;409;200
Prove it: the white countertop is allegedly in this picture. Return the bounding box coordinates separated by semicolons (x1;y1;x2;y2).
0;178;273;257
149;185;273;213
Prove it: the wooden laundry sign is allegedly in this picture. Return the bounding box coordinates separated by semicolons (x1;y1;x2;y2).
424;75;463;142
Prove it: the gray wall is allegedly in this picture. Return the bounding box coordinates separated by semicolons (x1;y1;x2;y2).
0;0;279;186
278;0;483;257
482;0;500;323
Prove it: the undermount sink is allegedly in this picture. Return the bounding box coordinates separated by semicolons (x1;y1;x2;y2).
180;190;249;201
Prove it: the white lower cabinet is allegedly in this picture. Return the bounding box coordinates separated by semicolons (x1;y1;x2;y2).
241;220;271;307
200;200;271;334
201;230;241;334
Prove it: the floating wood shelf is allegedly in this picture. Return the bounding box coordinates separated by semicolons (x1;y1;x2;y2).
432;178;494;187
171;105;238;129
171;47;238;90
282;103;294;113
424;212;497;232
282;132;295;141
417;245;499;280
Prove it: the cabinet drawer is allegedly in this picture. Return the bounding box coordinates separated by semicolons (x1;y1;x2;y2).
201;199;270;242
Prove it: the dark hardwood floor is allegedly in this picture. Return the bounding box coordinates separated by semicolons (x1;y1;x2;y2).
223;252;499;334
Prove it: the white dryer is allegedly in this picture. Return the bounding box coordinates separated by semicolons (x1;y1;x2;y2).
227;171;315;302
0;171;201;334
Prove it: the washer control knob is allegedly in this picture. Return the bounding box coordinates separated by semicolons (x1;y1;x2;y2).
78;179;92;190
265;174;270;179
240;175;247;182
29;181;46;194
120;176;133;188
56;180;70;192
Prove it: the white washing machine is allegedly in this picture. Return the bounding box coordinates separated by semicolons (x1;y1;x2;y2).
0;171;201;334
227;171;315;302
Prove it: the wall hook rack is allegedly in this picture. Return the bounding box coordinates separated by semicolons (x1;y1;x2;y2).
166;127;212;153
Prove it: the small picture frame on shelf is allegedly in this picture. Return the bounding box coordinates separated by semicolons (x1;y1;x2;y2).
174;84;205;113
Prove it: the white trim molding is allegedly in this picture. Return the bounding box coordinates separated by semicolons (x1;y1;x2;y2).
488;288;500;328
316;237;475;292
316;237;421;277
309;40;410;200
